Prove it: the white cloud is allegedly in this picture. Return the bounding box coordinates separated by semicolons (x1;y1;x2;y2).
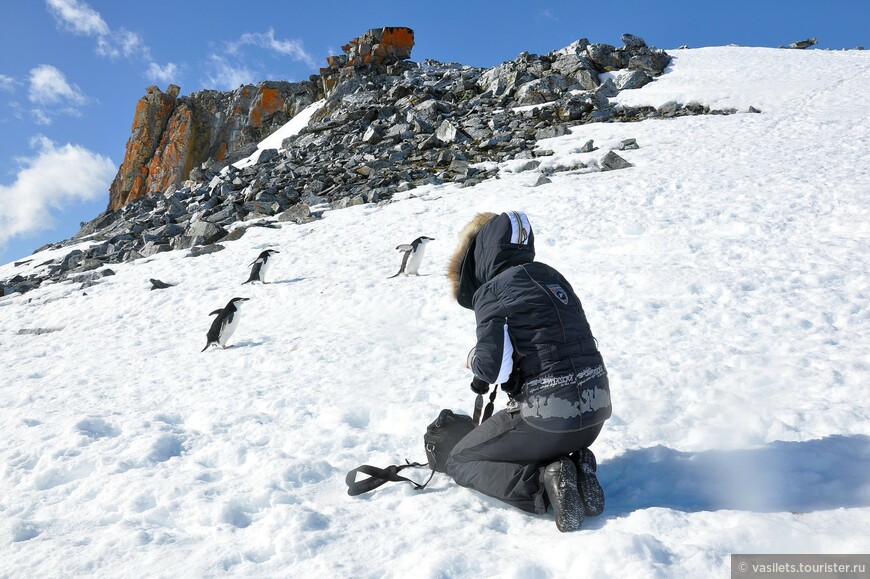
538;9;558;22
28;65;87;106
204;55;256;90
0;136;115;246
0;74;16;92
145;61;181;85
46;0;109;36
46;0;166;77
96;28;150;60
27;65;88;125
228;28;317;68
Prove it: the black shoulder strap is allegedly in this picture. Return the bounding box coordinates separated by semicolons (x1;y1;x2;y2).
473;388;499;425
345;461;433;496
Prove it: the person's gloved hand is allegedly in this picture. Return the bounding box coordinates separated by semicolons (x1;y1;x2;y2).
470;376;489;395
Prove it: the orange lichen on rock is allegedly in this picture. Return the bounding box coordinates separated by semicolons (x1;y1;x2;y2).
320;27;415;94
146;105;195;196
108;85;179;211
250;87;286;128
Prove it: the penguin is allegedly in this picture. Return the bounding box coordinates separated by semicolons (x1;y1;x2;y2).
388;236;434;278
201;297;249;352
243;249;280;284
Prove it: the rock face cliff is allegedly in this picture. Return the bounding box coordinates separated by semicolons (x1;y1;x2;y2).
7;31;714;296
107;27;417;213
108;80;320;211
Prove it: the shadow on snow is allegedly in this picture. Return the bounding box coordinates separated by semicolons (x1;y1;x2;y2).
599;434;870;517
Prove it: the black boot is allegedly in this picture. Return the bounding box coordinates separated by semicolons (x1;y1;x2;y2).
542;457;584;532
572;448;605;517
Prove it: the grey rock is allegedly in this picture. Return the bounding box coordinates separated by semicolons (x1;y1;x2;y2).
533;174;552;187
435;119;463;143
60;250;85;273
516;75;572;105
785;38;817;50
600;151;633;171
18;328;63;335
150;278;176;290
178;221;227;248
362;124;384;144
621;34;647;49
615;69;652;91
628;52;672;76
141;241;172;257
580;139;597;153
188;245;226;257
277;204;316;224
535;125;570;140
72;268;115;284
586;43;629;71
515;160;541;173
550;54;599;91
619;138;639;150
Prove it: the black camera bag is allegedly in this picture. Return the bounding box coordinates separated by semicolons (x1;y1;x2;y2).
424;409;475;473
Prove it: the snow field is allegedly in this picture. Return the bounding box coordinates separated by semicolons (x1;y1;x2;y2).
1;46;869;577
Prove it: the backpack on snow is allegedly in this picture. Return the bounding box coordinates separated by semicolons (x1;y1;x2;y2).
424;409;476;473
345;408;476;496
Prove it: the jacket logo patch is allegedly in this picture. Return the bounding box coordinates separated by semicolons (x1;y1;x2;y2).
546;284;569;305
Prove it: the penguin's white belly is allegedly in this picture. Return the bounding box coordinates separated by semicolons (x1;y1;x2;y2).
219;312;241;346
259;259;271;280
405;247;426;274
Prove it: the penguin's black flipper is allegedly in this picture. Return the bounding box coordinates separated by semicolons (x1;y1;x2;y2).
209;309;222;315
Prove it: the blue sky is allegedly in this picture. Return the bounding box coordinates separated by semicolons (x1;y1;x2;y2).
0;0;867;263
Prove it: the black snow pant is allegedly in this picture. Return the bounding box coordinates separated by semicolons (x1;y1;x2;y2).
445;408;602;514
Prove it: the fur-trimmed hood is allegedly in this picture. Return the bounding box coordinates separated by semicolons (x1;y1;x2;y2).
447;211;535;309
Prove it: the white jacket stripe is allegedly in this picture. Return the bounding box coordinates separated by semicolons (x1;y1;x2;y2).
494;322;514;384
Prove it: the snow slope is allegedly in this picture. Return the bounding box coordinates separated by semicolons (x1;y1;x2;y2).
1;46;869;577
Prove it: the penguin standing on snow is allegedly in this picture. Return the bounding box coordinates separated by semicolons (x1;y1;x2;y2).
243;249;279;284
388;236;434;278
201;297;249;352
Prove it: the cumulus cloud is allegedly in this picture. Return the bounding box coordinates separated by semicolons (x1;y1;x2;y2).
27;65;88;125
28;65;86;106
204;55;257;90
45;0;108;36
145;61;181;84
96;28;150;60
0;74;16;92
46;0;164;76
0;136;115;246
227;27;317;69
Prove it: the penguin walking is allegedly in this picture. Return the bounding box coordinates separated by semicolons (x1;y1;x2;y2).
388;236;434;278
201;297;249;352
243;249;279;284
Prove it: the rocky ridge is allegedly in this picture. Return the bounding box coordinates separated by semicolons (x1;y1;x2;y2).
3;31;743;297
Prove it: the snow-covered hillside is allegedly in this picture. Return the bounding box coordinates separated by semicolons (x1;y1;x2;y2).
1;46;869;577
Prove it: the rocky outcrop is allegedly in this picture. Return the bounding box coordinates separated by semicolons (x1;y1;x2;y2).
320;27;414;93
108;80;320;211
3;32;751;297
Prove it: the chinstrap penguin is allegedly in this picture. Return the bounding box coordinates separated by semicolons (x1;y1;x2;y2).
202;297;249;351
388;236;434;278
243;249;279;284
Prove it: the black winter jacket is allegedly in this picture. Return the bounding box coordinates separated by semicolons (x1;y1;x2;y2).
448;211;612;432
